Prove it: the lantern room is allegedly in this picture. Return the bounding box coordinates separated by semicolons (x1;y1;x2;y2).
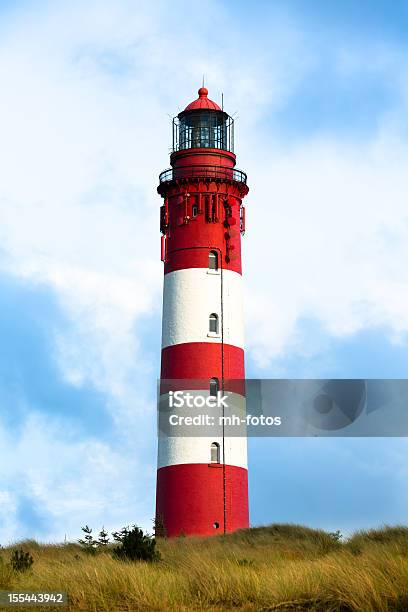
173;87;234;152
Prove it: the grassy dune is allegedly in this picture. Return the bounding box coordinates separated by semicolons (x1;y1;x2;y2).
1;525;408;611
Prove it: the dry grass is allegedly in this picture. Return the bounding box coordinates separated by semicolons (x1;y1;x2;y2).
1;524;408;611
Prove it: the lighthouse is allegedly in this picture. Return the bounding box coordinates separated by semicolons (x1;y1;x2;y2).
156;87;249;537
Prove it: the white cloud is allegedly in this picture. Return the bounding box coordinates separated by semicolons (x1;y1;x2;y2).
0;412;154;543
244;134;408;367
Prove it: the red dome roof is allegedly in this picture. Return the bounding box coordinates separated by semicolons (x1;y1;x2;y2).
183;87;222;112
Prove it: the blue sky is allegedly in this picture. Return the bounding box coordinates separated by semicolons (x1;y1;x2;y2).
1;0;408;542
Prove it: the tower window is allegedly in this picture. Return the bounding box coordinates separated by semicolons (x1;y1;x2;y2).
209;313;219;334
211;442;220;463
209;250;218;270
210;378;219;397
192;204;198;217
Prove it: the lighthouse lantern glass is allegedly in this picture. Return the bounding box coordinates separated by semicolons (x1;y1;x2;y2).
174;110;234;152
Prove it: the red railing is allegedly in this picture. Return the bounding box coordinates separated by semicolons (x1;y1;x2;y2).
159;165;247;185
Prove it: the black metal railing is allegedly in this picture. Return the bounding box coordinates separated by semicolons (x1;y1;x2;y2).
159;165;247;185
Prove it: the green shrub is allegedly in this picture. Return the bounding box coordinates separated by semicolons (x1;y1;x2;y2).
10;549;33;573
78;525;98;554
97;527;110;547
112;525;160;562
328;530;342;543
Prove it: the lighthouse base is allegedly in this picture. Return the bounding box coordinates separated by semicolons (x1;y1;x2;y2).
156;463;249;537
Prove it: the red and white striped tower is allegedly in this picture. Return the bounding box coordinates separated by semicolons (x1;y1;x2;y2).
156;87;249;537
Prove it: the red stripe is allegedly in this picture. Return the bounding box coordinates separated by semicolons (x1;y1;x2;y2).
156;463;249;537
161;343;245;378
160;342;245;395
164;199;242;275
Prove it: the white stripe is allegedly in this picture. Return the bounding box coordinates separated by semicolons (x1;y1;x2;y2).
157;436;248;469
161;268;244;349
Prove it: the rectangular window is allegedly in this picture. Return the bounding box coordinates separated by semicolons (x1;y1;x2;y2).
211;442;220;463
